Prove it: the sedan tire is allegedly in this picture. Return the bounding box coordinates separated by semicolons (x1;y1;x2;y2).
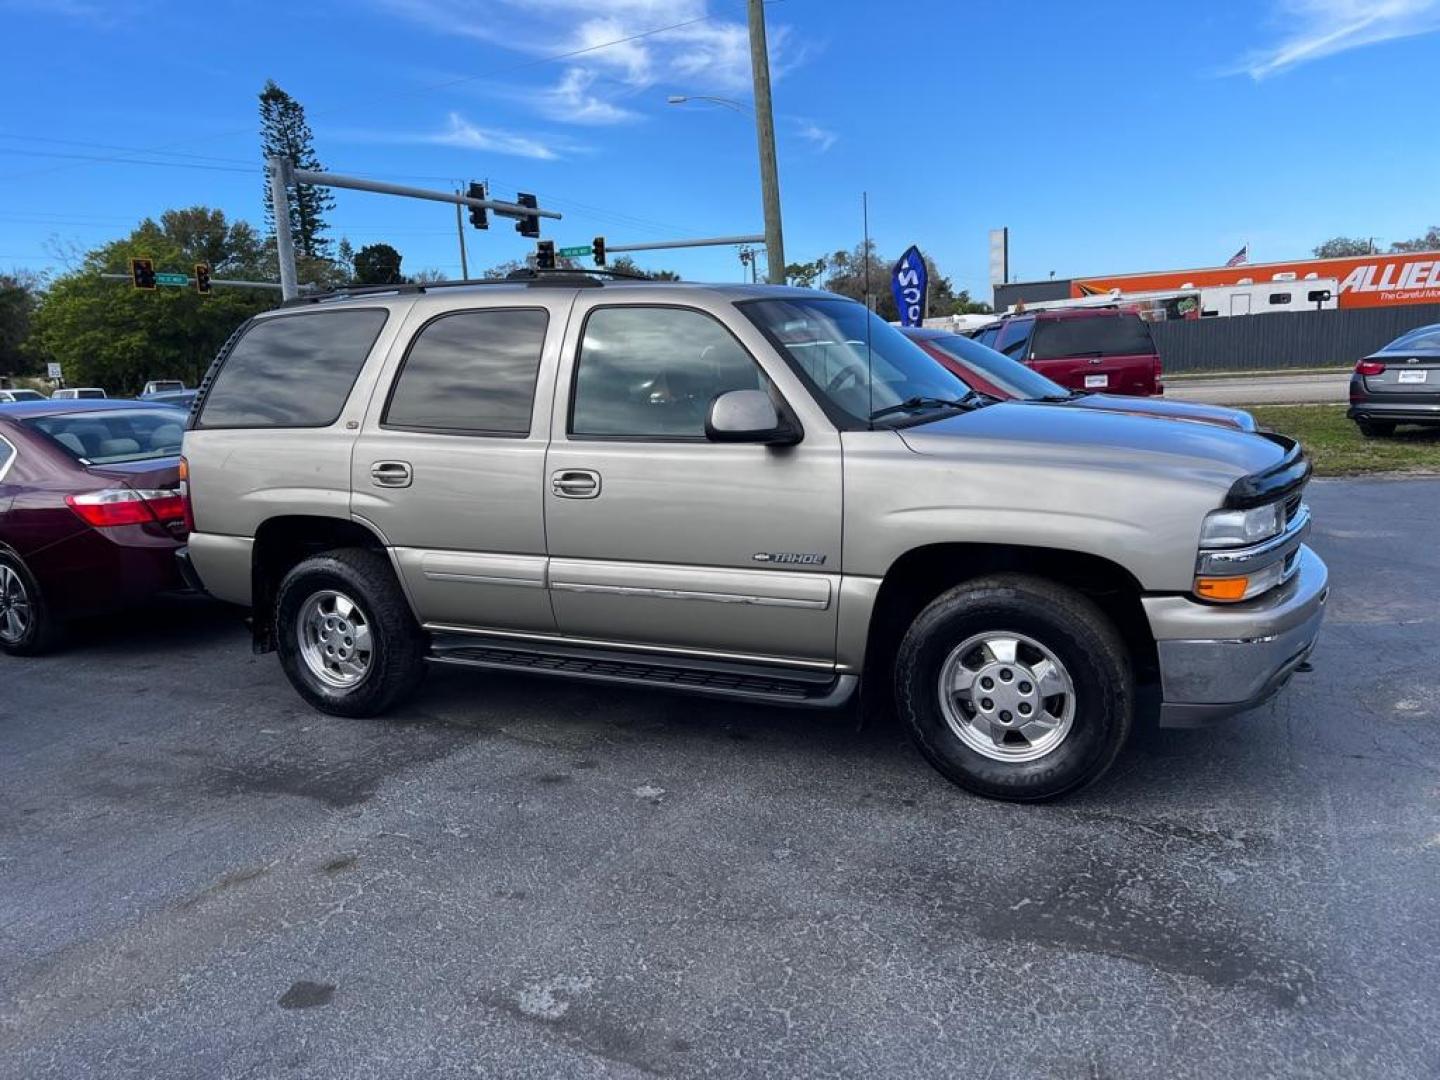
895;574;1133;802
0;553;62;657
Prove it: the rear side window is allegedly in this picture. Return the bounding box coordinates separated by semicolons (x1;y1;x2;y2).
995;320;1034;359
384;308;548;435
24;408;187;463
974;325;1001;348
1031;314;1155;360
198;309;388;428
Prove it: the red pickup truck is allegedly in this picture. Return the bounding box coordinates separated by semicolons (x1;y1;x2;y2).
972;308;1163;396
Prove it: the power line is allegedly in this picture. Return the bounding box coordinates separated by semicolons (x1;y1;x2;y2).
0;12;720;182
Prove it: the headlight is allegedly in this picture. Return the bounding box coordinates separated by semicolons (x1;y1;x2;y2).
1200;502;1283;548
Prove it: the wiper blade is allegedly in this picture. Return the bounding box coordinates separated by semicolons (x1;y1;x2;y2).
868;392;988;421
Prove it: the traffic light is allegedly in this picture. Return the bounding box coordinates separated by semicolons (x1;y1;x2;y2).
194;263;212;295
513;192;540;238
535;240;556;271
130;257;156;290
466;181;488;230
592;236;606;267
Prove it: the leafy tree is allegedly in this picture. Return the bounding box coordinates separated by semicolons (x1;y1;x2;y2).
607;255;680;280
27;209;273;393
0;270;45;376
409;268;449;283
259;79;335;259
1388;226;1440;253
352;243;405;285
784;257;827;288
1312;237;1373;258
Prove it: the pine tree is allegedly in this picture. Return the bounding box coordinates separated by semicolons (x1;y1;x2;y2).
258;80;335;259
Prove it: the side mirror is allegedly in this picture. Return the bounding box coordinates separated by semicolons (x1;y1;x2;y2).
705;389;801;445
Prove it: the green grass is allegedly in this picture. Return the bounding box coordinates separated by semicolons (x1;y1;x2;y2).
1247;404;1440;476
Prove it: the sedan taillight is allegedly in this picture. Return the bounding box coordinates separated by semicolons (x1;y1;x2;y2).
1355;360;1386;377
66;488;186;528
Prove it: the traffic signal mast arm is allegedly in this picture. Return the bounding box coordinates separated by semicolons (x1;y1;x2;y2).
282;164;562;223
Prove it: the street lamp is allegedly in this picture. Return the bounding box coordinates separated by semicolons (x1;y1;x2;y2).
666;94;750;114
665;1;785;284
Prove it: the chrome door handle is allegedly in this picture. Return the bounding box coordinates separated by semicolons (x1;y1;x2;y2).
551;469;601;499
370;460;413;488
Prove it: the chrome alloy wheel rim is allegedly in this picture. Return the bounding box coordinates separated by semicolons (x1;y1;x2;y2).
937;632;1076;762
297;590;373;689
0;564;31;644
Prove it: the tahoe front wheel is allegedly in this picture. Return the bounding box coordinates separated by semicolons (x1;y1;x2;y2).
275;548;426;717
895;574;1132;801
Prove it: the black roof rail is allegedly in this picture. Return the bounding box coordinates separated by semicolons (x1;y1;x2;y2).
283;267;657;306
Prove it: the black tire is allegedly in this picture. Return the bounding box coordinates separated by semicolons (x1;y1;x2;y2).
1356;420;1396;437
0;552;63;657
274;547;426;717
895;574;1132;802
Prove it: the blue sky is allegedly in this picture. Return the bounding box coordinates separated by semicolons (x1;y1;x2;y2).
2;0;1439;297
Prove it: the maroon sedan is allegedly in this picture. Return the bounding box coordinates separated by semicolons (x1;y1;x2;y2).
0;399;190;655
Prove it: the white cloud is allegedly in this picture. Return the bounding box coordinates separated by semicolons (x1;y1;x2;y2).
377;0;805;124
1232;0;1440;79
795;120;837;153
430;113;562;159
328;113;572;160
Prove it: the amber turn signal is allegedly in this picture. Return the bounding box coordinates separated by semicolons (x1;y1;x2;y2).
1194;575;1250;602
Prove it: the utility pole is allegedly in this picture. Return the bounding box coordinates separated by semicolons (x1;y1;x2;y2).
266;156;299;301
454;188;469;280
747;0;785;284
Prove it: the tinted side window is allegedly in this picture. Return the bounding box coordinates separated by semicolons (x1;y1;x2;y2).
198;309;388;428
975;326;1001;348
385;308;548;435
571;307;765;439
996;320;1034;358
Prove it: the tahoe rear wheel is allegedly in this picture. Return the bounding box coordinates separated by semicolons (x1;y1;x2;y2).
275;548;426;717
1356;420;1395;438
895;574;1133;801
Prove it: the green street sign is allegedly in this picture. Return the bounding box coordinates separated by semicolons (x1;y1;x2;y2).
155;272;190;287
559;246;592;258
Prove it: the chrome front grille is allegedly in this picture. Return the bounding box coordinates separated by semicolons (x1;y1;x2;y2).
1284;491;1304;526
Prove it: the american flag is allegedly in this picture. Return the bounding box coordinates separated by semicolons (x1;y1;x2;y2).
1225;244;1248;268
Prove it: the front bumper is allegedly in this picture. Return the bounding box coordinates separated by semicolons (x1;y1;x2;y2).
1143;545;1328;727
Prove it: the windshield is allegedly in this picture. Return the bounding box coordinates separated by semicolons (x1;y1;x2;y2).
1032;313;1155;359
25;407;187;464
921;333;1070;399
743;297;978;427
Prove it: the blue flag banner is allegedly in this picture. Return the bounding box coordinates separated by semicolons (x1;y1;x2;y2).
891;245;928;327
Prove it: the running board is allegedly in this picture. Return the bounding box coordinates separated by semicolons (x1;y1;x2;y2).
426;635;857;708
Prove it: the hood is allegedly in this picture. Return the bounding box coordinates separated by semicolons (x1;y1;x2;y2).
1068;393;1257;432
898;400;1285;482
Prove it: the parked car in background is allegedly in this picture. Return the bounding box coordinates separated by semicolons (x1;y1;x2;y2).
141;388;198;411
141;380;187;396
972;308;1163;396
1347;323;1440;437
0;400;189;654
51;387;107;400
900;326;1257;431
0;389;47;403
182;279;1325;802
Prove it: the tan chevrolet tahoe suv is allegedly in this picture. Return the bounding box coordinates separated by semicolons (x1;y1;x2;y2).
179;275;1328;801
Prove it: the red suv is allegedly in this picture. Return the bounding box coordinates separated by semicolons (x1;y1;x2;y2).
973;308;1163;396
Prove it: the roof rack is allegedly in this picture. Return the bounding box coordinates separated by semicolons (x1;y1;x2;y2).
283;266;655;306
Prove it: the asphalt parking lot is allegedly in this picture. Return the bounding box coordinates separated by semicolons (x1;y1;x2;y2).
2;477;1438;1079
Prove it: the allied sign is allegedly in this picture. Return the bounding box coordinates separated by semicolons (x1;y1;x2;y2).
891;245;928;327
155;272;189;287
1073;249;1440;310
